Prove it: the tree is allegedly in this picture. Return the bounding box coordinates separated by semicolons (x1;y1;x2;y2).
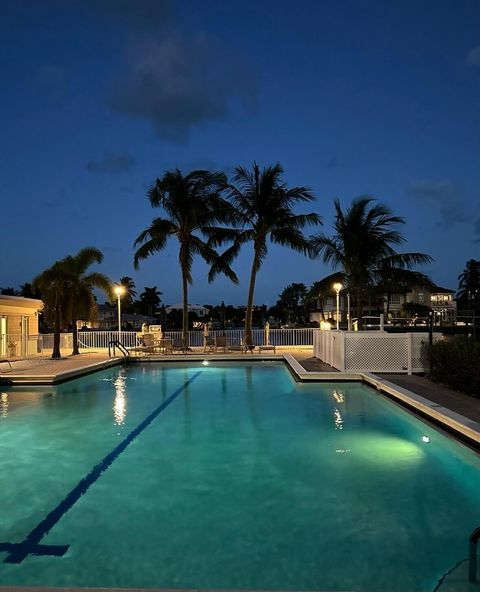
19;282;42;299
277;282;308;323
139;286;162;316
216;163;321;342
134;169;238;347
63;248;112;355
310;197;432;328
1;287;19;296
33;260;71;359
458;259;480;313
305;272;344;322
118;276;136;311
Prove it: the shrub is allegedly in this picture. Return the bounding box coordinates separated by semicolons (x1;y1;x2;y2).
428;338;480;397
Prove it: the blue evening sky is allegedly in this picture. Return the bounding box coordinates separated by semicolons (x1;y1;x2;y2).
0;0;479;306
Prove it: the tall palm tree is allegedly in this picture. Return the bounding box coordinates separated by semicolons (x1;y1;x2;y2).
139;286;162;317
64;248;112;355
134;169;238;347
33;260;71;359
458;259;480;313
215;163;321;343
310;197;432;327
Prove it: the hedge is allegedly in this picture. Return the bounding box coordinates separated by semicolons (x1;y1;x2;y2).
428;338;480;397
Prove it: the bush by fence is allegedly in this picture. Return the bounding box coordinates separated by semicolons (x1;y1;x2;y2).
428;338;480;397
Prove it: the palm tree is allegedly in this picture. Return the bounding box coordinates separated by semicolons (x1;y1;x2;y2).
216;163;321;343
64;248;112;355
134;169;238;347
139;286;162;317
305;272;344;323
119;276;137;310
310;197;432;327
458;259;480;313
33;260;71;359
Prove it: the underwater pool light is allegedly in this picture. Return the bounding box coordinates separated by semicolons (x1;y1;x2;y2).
202;360;210;366
422;435;430;443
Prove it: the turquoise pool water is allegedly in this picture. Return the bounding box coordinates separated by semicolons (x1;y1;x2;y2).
0;361;479;591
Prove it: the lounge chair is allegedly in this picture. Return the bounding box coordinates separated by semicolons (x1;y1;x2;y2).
259;343;276;354
228;340;245;353
243;338;257;354
128;333;156;355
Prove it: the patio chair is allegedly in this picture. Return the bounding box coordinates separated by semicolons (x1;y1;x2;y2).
228;340;245;353
215;335;229;353
258;343;276;354
171;337;188;353
243;337;257;354
204;336;215;353
128;333;156;355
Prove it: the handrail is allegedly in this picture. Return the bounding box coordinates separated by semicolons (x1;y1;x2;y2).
108;340;129;358
469;526;480;582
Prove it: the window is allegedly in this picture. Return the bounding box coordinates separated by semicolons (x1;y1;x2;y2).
390;294;401;304
418;293;425;303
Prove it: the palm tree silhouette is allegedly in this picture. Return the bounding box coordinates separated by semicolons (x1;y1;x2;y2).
310;197;432;328
64;247;112;355
215;163;320;343
134;169;238;347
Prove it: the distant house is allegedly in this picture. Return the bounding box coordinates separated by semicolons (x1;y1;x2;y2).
310;284;457;325
165;303;209;316
78;304;156;330
0;295;42;357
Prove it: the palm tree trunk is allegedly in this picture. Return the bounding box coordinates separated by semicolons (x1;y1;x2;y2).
245;246;261;344
71;304;79;355
181;265;189;349
356;288;363;330
52;294;61;359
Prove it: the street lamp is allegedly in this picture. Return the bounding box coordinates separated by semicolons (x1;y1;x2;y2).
333;282;343;330
114;285;125;344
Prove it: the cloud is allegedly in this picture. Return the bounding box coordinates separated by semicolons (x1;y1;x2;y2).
107;35;257;142
466;46;480;67
408;179;469;226
86;152;136;174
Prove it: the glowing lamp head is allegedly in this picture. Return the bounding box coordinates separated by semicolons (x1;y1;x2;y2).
114;285;125;298
333;282;343;293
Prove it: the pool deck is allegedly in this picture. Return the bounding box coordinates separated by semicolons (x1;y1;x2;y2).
2;349;480;447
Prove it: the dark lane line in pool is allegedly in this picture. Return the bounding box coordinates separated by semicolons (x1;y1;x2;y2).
0;371;202;564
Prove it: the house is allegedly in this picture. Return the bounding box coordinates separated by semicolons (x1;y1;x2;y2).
78;304;156;330
309;284;457;326
0;295;43;357
165;303;209;316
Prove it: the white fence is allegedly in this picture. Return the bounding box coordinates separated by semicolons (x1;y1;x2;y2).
75;328;315;350
313;330;442;374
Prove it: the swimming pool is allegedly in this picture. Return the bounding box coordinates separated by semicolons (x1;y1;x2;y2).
0;361;479;591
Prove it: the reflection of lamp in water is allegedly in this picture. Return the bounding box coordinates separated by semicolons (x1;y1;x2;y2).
333;407;343;430
113;375;127;426
0;392;8;418
332;389;344;403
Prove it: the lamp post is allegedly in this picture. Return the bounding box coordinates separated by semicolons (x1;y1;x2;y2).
114;285;125;344
333;282;343;331
347;293;351;331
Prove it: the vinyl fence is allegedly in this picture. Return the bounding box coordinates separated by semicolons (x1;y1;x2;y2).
75;328;315;350
313;330;442;374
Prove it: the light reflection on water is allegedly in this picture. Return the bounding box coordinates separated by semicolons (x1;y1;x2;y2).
0;392;8;418
113;375;127;427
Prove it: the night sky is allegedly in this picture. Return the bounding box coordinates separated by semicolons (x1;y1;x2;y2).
1;0;479;306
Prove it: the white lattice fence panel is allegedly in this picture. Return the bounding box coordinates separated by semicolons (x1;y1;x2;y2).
344;334;408;372
410;333;441;372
